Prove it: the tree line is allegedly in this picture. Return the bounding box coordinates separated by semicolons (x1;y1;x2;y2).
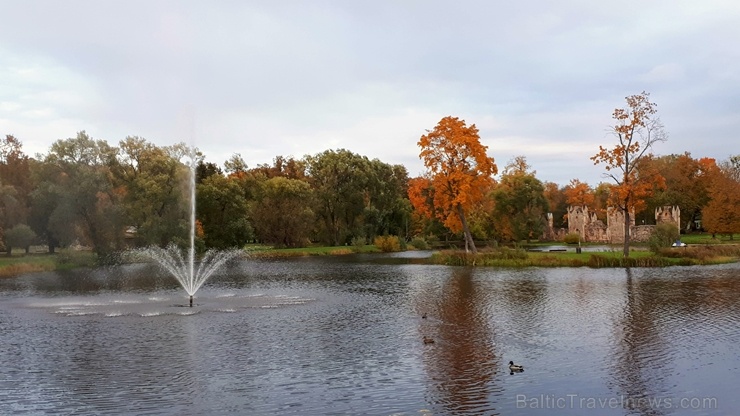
1;93;739;257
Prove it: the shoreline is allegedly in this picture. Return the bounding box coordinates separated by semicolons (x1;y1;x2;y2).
2;243;739;278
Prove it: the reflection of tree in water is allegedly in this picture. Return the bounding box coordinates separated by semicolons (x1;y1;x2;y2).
610;267;740;416
417;267;500;414
609;268;671;416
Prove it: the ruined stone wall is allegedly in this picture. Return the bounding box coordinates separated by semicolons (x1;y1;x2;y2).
655;206;681;229
565;206;609;243
562;205;680;244
606;207;635;244
632;225;654;242
567;206;589;240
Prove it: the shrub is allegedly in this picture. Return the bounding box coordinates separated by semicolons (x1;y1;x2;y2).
648;223;680;253
374;235;402;252
410;237;429;250
351;236;367;252
563;232;581;244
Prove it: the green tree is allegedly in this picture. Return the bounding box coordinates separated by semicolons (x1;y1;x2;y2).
252;176;315;247
4;223;37;255
38;131;125;256
0;135;33;241
362;160;411;242
196;160;223;184
492;157;548;243
113;137;190;247
196;173;253;249
305;149;372;246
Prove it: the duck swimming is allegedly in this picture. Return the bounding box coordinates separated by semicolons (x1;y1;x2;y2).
423;336;435;344
508;361;524;371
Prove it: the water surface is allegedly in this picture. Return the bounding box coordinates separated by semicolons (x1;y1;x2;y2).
1;254;737;415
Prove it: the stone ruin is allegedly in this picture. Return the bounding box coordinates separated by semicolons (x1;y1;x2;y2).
541;205;681;243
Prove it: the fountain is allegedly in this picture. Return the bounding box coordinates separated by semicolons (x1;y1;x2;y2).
132;152;241;306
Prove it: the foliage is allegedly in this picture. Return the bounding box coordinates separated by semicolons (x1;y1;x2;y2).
196;173;254;249
587;254;673;268
413;116;497;254
563;232;581;244
639;153;713;230
591;91;667;257
4;224;37;255
306;149;409;246
113;136;190;247
657;244;740;261
430;247;528;266
0;135;32;232
702;155;740;237
54;250;98;268
409;236;429;250
543;181;567;228
33;131;126;257
563;179;594;207
648;223;680;253
351;236;367;250
491;157;548;243
373;235;402;252
252;176;314;248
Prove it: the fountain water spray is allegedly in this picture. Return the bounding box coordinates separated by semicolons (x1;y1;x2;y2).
132;150;241;306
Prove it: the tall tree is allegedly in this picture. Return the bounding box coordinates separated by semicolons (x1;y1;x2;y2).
0;135;32;241
591;92;667;257
491;157;548;243
252;176;315;247
305;149;371;246
38;131;125;256
112;137;191;247
416;116;497;253
196;173;254;249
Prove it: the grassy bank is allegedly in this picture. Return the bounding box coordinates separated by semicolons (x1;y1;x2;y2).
2;242;738;277
246;244;381;258
0;250;98;278
429;244;740;267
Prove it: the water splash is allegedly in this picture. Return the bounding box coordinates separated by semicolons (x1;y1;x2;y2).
127;149;241;304
134;244;241;297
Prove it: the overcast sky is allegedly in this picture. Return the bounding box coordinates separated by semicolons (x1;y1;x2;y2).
1;0;738;185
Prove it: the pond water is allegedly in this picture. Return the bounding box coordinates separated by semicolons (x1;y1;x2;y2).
1;253;738;415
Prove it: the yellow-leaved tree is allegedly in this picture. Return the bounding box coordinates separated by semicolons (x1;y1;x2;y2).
411;116;497;254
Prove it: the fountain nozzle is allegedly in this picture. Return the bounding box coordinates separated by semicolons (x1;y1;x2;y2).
189;295;193;307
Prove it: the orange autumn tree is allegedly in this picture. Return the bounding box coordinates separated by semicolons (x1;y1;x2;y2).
702;155;740;238
591;91;667;257
411;116;497;254
563;179;594;207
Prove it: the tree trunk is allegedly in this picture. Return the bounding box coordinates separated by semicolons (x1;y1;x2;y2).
623;207;630;258
456;205;477;254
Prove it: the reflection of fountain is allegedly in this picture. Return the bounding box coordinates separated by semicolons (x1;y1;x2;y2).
132;152;241;306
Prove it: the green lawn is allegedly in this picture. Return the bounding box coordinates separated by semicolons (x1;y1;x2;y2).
246;244;381;257
678;233;740;245
0;255;57;277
